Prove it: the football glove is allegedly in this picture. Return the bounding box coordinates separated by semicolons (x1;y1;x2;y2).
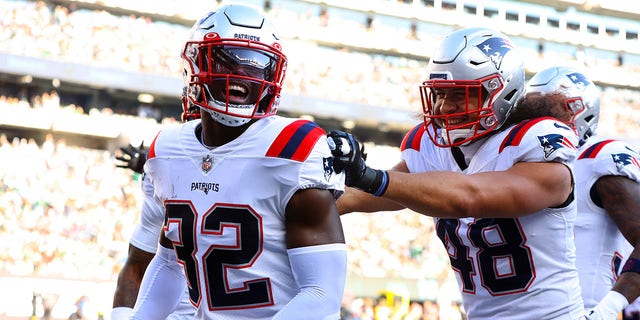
327;130;388;196
584;291;629;320
115;141;147;174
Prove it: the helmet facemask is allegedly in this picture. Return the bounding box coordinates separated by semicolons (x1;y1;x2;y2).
420;74;503;147
182;36;286;127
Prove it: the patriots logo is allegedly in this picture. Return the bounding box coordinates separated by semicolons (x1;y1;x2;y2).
565;72;592;91
538;134;575;159
612;153;640;171
475;37;514;70
323;157;334;181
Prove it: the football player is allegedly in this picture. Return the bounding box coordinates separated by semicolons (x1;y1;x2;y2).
128;4;347;319
329;27;586;319
523;66;640;320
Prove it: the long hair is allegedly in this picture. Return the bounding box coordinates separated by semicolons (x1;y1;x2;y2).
503;92;571;128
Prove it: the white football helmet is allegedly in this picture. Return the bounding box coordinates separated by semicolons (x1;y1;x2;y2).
526;66;600;146
419;27;525;147
181;4;287;126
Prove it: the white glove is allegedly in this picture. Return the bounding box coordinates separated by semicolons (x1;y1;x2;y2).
585;291;629;320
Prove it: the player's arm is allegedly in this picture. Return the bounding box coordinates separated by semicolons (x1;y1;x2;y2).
274;188;347;319
111;244;154;320
337;161;409;214
329;130;573;218
383;160;573;218
130;233;186;320
592;175;640;316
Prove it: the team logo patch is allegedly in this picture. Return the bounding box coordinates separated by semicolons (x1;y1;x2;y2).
612;153;640;171
201;154;213;173
475;37;514;70
323;157;334;181
537;134;575;159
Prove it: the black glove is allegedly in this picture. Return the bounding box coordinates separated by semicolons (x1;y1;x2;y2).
327;130;388;196
115;142;147;174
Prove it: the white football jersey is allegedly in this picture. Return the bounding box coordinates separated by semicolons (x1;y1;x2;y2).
574;136;640;309
144;116;342;320
401;118;584;320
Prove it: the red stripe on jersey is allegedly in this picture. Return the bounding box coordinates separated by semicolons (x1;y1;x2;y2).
499;117;552;153
578;139;615;159
148;132;161;159
266;120;325;162
401;123;425;151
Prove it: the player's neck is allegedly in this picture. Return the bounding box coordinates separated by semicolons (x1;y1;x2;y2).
198;116;254;147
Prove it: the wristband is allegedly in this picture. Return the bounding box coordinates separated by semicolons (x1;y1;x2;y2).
373;170;389;197
111;307;133;320
622;258;640;275
356;167;389;197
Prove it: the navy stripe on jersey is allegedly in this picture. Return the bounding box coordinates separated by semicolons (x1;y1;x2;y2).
401;123;425;151
578;140;615;159
266;120;325;161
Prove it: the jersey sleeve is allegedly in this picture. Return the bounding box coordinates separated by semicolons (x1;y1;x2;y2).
499;117;579;165
583;140;640;183
401;123;442;173
130;125;178;253
129;175;165;253
298;134;345;193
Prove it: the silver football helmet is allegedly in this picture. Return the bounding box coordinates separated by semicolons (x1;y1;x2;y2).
419;27;525;147
181;4;287;126
526;66;600;145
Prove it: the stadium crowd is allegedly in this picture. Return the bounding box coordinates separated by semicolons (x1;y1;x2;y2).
2;0;640;129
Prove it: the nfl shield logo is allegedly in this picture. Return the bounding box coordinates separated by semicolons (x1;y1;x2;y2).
201;154;213;173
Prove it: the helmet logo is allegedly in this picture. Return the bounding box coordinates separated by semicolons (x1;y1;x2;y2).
475;37;513;70
565;72;591;90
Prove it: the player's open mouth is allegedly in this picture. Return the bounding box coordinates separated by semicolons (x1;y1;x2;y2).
226;83;251;104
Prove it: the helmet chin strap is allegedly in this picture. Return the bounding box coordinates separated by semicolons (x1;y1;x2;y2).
441;127;479;146
202;107;251;127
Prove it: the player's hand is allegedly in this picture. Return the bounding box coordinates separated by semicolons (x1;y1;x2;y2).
584;291;629;320
327;130;388;196
115;142;147;174
327;130;366;176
